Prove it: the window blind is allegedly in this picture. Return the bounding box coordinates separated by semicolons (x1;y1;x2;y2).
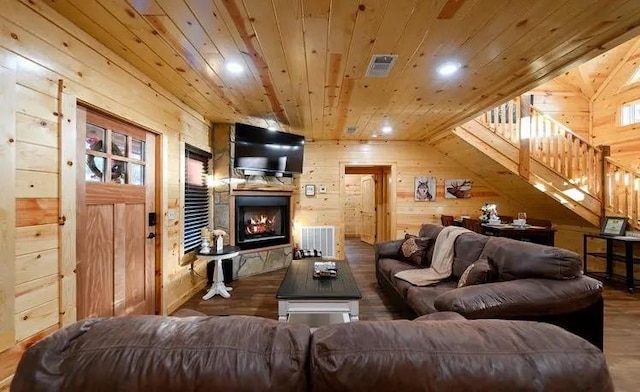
184;145;211;254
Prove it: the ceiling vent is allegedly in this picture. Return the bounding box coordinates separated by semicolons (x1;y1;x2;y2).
365;55;398;77
346;126;357;134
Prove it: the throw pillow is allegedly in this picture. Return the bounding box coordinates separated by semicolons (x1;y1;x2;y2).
399;234;433;266
457;257;496;288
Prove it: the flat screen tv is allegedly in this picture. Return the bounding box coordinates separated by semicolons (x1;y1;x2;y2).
233;123;305;176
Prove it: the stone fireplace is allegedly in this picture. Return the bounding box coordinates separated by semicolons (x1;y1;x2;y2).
212;124;294;280
234;195;290;250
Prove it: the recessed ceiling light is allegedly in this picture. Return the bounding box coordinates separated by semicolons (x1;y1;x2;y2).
437;62;461;76
372;134;378;138
226;62;244;74
381;125;392;134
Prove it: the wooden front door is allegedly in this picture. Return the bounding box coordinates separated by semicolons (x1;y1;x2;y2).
76;107;156;318
360;175;376;244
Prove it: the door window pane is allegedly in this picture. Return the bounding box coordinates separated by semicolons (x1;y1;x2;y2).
86;155;105;182
131;139;145;161
111;160;127;184
130;163;144;185
86;124;106;152
112;132;127;157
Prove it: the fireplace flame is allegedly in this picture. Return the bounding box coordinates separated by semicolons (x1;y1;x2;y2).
245;215;277;235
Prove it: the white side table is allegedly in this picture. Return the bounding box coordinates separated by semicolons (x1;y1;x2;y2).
198;246;240;300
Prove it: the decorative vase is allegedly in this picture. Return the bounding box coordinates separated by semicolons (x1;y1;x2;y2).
201;237;211;253
216;235;223;252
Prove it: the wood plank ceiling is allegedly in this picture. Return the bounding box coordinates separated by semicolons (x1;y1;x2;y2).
45;0;640;141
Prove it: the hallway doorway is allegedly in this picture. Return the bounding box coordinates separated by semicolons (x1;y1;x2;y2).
341;164;396;246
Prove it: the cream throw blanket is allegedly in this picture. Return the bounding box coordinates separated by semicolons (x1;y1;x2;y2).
394;226;471;286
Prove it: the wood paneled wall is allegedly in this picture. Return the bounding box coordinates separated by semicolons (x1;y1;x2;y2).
0;0;211;384
294;141;523;259
529;78;591;139
592;49;640;171
344;174;364;237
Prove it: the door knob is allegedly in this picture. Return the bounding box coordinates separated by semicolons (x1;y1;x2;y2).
147;233;156;239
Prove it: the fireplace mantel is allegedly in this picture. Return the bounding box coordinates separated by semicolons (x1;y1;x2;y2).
233;183;296;192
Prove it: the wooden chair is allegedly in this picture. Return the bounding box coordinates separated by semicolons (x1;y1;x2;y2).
441;215;454;226
527;217;553;228
462;218;482;233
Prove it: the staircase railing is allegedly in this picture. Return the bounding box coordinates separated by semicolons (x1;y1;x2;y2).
527;106;603;200
476;97;640;228
479;98;603;201
605;158;640;226
482;97;520;145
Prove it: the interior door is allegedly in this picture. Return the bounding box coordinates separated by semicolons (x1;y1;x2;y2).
76;107;156;318
360;175;376;244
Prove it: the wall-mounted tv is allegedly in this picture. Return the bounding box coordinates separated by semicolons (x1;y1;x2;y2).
233;123;305;176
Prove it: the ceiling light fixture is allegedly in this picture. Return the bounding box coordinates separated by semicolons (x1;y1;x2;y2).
226;62;244;74
381;125;392;134
437;62;461;76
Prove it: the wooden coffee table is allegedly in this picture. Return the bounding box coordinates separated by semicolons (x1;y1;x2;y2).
276;259;362;325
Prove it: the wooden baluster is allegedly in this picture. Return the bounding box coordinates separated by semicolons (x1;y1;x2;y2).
531;113;540;158
631;175;640;228
577;139;583;184
556;132;564;173
519;96;531;180
551;124;558;172
625;171;630;219
500;103;506;137
567;134;573;180
514;99;521;144
583;142;588;189
591;149;596;197
511;100;517;141
544;119;550;165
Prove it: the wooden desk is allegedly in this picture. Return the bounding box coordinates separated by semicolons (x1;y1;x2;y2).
481;224;555;246
583;234;639;292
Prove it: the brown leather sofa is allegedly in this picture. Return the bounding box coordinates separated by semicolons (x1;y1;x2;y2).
12;314;612;391
375;224;604;349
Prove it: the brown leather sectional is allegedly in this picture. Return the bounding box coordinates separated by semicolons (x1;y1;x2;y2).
375;224;604;349
12;314;612;391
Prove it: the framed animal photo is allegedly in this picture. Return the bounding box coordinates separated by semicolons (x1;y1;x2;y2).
445;179;472;199
414;177;436;201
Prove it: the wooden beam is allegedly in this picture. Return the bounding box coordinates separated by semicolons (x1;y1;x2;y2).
57;83;77;327
437;0;466;19
592;38;640;101
0;65;16;353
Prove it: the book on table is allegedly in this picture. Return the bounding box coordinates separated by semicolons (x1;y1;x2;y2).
313;261;337;278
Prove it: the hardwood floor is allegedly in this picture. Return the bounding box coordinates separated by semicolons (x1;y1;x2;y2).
175;239;402;320
175;239;639;392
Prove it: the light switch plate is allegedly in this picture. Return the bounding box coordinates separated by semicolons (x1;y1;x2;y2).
319;185;327;193
167;209;177;221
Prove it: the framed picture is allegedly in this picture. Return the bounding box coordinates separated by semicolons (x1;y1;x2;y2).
304;184;315;196
444;179;472;199
600;216;627;236
414;176;436;201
